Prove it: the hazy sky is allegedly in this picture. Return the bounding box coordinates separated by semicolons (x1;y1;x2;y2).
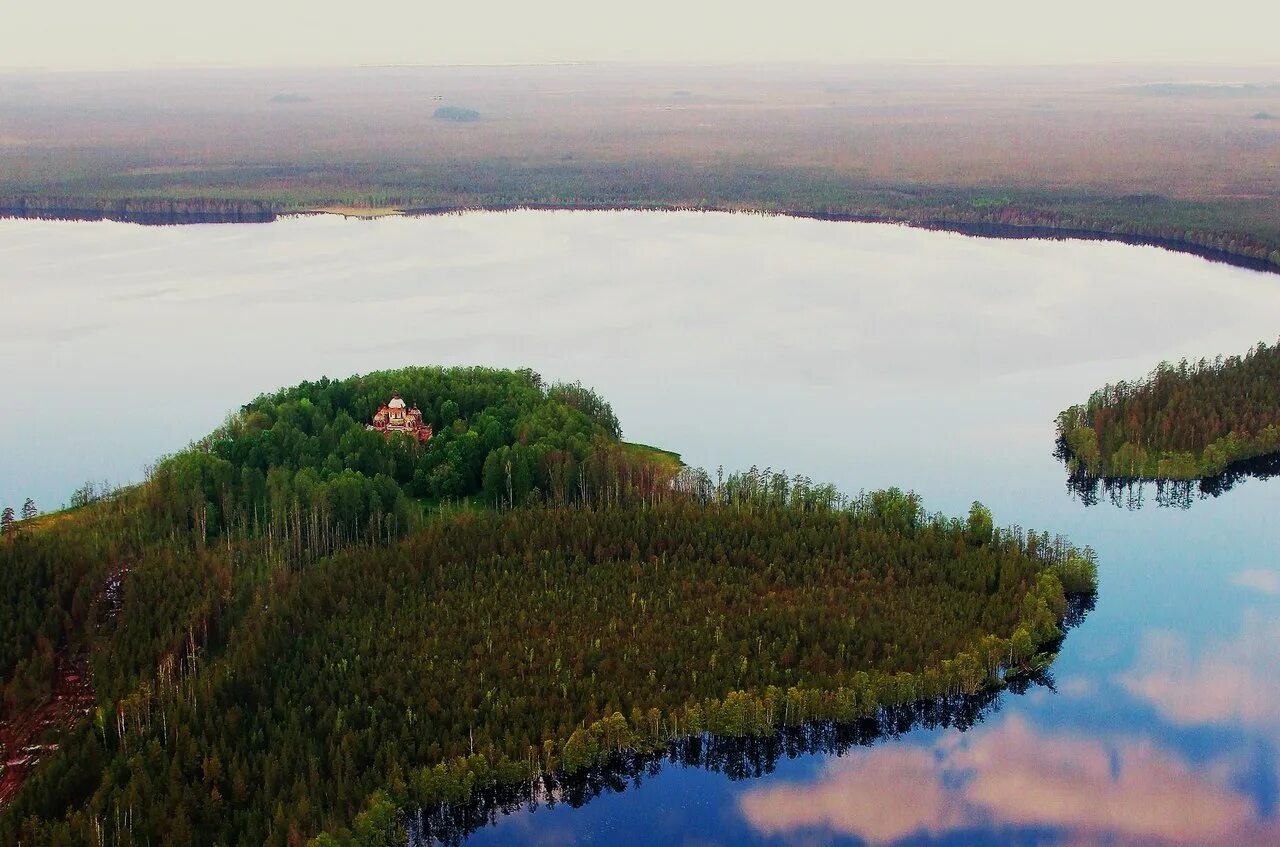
5;0;1279;69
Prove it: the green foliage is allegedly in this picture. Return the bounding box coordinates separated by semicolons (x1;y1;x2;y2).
965;501;994;546
0;494;144;709
1054;551;1100;596
1057;340;1280;479
3;490;1092;846
2;367;628;717
546;381;623;440
151;365;626;541
0;367;1096;847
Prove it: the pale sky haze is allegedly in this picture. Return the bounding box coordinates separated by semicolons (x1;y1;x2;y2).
4;0;1279;70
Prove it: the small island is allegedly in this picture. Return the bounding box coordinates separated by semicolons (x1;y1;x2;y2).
1057;339;1280;481
2;366;1096;846
433;105;481;122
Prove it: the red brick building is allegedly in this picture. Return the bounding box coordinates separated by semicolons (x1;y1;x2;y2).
368;394;433;443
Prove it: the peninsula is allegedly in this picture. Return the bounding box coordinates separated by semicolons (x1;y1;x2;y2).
1;366;1097;846
1057;340;1280;481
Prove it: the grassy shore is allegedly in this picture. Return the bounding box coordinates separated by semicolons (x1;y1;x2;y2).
306;205;404;218
621;440;683;473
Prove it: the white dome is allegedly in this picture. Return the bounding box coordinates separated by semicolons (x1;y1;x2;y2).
388;396;406;409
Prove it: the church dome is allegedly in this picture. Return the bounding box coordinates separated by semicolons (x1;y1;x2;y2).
388;395;406;409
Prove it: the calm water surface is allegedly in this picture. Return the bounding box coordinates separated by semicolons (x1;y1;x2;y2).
2;211;1279;845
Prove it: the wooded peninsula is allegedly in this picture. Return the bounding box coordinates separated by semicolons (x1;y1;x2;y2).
2;366;1097;846
1057;340;1280;481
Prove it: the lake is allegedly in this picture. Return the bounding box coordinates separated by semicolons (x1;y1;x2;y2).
3;210;1279;844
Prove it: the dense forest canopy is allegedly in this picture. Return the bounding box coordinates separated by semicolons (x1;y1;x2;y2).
1057;339;1280;480
2;367;627;710
154;365;629;538
2;366;1097;847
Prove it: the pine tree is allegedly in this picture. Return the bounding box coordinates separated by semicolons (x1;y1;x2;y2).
21;498;37;521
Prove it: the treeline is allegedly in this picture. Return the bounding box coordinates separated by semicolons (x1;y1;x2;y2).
0;196;281;224
4;161;1279;269
1058;339;1280;480
3;485;1095;847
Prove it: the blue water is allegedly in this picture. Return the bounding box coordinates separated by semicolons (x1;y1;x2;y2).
2;211;1278;845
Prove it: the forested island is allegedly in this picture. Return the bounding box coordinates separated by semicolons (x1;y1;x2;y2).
2;366;1096;846
432;106;480;122
1057;340;1280;482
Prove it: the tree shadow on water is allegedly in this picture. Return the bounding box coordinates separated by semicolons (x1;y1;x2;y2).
408;593;1095;846
1056;438;1280;510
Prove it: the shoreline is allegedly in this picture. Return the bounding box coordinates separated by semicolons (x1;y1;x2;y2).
1057;435;1280;506
3;200;1277;275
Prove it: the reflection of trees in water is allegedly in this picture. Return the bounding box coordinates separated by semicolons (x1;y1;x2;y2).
409;594;1094;846
407;697;999;846
1056;438;1280;509
1061;591;1096;631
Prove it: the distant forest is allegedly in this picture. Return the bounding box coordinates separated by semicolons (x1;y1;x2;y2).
3;65;1280;271
1057;340;1280;480
5;169;1279;272
2;366;1096;847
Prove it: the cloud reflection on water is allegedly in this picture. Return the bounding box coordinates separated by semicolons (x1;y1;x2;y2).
1230;569;1280;597
739;714;1275;845
1120;610;1280;736
742;595;1280;846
